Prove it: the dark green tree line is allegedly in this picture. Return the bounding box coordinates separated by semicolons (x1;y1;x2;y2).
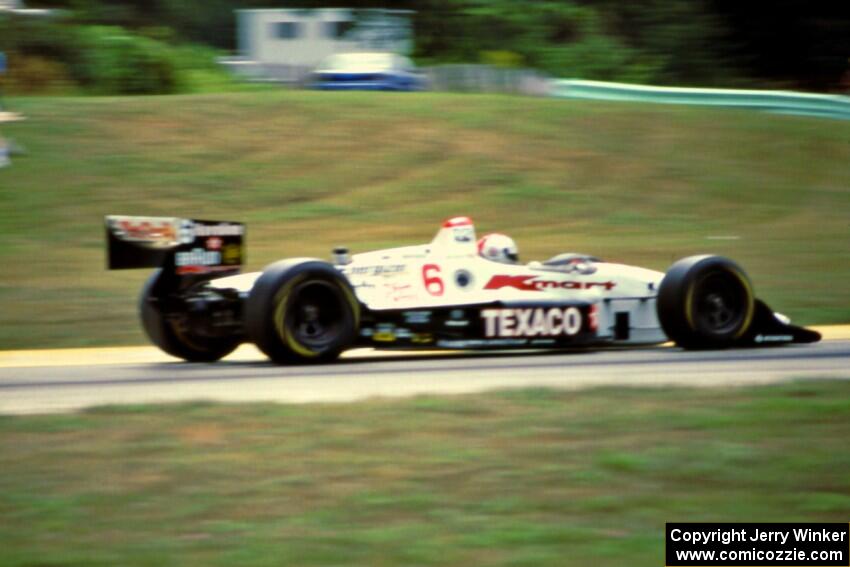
15;0;850;91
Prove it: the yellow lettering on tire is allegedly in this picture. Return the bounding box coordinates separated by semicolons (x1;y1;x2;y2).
272;274;319;358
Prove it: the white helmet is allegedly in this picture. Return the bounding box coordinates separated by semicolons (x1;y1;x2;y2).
478;233;519;264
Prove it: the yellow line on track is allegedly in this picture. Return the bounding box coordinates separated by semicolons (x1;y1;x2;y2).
0;345;458;368
1;325;848;369
812;325;850;341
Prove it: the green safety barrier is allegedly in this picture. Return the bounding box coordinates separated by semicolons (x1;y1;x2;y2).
551;79;850;120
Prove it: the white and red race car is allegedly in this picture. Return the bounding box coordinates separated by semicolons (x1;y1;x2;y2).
106;215;820;363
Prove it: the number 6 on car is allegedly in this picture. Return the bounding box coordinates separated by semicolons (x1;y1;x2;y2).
422;264;444;296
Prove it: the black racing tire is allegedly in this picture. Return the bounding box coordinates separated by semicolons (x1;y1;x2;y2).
657;255;756;350
244;259;360;364
140;270;240;362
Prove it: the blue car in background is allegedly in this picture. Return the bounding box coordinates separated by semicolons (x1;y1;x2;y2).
312;52;425;91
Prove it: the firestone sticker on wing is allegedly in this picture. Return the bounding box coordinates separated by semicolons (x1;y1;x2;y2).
108;216;181;248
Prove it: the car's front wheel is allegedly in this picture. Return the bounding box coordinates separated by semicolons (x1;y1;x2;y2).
657;255;756;349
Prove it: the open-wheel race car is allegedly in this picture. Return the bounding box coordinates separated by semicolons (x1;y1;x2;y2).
105;215;820;363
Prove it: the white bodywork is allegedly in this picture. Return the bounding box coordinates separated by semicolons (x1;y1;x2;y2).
212;217;669;345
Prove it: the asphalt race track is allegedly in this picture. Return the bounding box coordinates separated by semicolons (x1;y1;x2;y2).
1;338;848;414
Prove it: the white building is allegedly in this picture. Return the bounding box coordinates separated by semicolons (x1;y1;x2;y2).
0;0;53;15
224;8;413;82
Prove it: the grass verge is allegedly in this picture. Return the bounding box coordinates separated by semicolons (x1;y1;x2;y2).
0;91;848;347
1;380;849;566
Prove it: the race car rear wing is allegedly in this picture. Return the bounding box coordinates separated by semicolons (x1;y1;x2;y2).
105;215;244;276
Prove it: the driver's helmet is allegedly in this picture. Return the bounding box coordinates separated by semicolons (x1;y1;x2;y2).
477;233;519;264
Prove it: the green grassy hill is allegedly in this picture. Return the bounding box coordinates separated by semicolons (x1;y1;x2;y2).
1;91;849;348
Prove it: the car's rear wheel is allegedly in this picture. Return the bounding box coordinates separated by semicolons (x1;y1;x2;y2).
245;260;359;364
140;270;240;362
657;255;755;349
